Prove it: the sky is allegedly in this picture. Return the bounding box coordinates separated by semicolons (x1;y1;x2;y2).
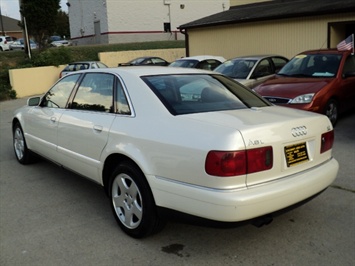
0;0;68;20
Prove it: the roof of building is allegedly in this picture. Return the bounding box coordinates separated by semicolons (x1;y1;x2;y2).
179;0;355;30
0;15;22;32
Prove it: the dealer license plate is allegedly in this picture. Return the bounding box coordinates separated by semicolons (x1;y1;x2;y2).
284;142;309;167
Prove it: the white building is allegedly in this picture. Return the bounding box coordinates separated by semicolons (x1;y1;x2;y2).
67;0;230;45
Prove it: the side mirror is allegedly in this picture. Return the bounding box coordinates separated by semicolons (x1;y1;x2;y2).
27;96;41;106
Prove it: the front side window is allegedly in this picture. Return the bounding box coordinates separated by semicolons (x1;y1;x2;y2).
271;57;288;72
143;74;270;115
214;59;256;79
253;59;272;78
41;74;80;108
71;73;114;112
343;54;355;74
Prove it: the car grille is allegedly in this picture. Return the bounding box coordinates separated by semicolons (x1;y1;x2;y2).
264;96;290;104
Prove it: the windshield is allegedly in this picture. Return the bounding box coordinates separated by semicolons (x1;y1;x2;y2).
142;74;270;115
169;59;199;68
214;59;256;79
279;54;341;78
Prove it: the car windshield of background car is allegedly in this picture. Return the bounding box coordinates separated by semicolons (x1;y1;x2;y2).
278;54;341;78
142;74;270;115
169;60;199;68
214;59;256;79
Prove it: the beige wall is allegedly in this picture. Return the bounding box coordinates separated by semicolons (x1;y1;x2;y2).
187;14;355;59
9;65;66;98
9;49;185;98
99;48;185;67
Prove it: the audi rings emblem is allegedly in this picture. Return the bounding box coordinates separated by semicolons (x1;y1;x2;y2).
291;126;307;137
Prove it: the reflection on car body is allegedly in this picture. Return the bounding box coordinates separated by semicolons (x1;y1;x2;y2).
13;67;338;238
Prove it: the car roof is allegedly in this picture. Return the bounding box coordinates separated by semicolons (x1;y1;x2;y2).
176;55;226;62
228;55;287;60
68;61;102;64
72;66;213;76
297;49;351;55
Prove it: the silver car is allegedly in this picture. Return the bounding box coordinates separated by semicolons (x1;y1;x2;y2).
214;55;288;88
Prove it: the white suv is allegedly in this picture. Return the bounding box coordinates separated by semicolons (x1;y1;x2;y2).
0;36;11;51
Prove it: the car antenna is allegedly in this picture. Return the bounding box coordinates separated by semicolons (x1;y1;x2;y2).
317;39;327;52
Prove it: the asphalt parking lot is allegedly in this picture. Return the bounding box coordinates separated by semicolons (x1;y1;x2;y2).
0;97;354;266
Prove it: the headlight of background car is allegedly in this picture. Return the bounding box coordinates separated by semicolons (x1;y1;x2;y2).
290;93;314;104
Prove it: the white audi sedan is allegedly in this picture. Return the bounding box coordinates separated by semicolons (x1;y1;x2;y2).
12;67;338;238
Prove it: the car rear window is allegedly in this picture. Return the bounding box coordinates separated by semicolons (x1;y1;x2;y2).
64;63;90;71
169;60;199;68
142;74;270;115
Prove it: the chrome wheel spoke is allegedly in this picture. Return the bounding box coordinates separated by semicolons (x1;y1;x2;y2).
112;173;143;229
14;128;24;159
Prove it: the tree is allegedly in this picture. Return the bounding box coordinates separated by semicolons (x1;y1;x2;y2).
55;10;70;40
19;0;60;50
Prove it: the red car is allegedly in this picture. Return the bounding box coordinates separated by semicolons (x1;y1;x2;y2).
254;49;355;125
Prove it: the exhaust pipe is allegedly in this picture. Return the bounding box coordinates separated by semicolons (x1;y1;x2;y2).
252;215;273;228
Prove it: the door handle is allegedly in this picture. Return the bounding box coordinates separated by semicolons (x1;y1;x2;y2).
50;117;56;122
93;125;103;132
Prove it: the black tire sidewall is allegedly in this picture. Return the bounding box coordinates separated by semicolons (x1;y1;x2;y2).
13;122;30;164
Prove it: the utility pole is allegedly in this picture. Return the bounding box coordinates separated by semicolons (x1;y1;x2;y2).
19;0;30;57
0;5;6;36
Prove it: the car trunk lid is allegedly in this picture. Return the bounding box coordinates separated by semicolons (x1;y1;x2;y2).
185;105;333;186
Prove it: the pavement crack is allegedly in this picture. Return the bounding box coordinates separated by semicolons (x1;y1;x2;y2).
330;185;355;193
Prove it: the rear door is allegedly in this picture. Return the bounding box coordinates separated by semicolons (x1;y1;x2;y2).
56;72;117;182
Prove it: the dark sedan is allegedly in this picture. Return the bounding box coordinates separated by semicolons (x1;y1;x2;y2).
118;56;169;66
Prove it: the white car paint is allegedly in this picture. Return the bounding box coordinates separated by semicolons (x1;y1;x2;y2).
13;66;338;236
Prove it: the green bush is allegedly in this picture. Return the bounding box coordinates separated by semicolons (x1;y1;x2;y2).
32;47;72;66
0;64;16;101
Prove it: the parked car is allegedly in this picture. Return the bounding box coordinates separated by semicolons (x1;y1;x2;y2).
49;35;72;47
60;61;108;78
10;39;38;50
0;35;11;51
13;67;338;238
214;55;289;88
253;49;355;125
118;56;170;66
169;55;226;70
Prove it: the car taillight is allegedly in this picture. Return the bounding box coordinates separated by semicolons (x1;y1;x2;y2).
205;146;273;177
320;130;334;153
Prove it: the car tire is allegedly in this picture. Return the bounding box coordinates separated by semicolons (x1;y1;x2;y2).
13;122;36;164
109;161;165;238
324;99;338;126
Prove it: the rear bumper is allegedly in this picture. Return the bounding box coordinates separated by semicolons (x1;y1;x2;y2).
150;158;338;222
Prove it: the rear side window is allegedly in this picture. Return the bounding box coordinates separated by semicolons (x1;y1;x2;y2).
142;74;270;115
